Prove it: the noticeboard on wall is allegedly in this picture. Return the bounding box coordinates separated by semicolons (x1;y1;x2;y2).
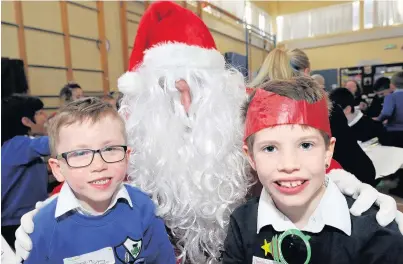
340;66;363;89
340;62;403;94
373;63;403;83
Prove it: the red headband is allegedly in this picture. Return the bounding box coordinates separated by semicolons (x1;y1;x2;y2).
244;89;331;141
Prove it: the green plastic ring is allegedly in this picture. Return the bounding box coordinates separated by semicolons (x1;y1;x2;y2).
277;229;311;264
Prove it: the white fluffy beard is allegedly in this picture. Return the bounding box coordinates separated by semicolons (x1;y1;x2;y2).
119;66;251;263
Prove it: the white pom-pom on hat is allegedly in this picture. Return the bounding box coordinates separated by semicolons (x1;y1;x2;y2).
118;71;143;96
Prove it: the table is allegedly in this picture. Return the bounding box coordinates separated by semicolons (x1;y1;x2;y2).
360;143;403;179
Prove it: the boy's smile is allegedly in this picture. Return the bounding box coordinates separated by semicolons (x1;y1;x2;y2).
274;178;309;195
88;177;113;190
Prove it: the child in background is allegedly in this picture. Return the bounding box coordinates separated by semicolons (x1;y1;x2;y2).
330;87;385;143
59;82;84;107
364;77;391;118
1;94;49;249
376;71;403;148
223;76;403;264
24;98;175;263
101;93;118;110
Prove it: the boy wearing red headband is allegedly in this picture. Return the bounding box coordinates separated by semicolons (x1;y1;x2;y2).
222;76;403;264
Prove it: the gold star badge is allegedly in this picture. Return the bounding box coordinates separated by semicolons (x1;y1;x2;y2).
261;239;271;257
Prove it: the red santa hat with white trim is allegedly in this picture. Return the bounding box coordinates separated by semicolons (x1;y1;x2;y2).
118;1;225;95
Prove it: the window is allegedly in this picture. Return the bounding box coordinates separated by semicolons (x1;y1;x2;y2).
276;16;284;42
352;0;360;31
244;1;252;29
364;0;403;28
244;1;272;36
277;1;360;42
189;0;247;20
258;9;272;36
363;0;374;28
186;0;271;37
259;13;266;36
220;0;245;21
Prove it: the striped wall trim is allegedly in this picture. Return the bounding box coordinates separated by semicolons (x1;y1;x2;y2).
72;68;103;73
66;1;99;12
70;34;99;42
127;19;139;24
126;10;143;17
1;21;18;27
28;64;68;70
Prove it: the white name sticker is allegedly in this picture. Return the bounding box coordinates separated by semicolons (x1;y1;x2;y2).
252;256;279;264
63;247;115;264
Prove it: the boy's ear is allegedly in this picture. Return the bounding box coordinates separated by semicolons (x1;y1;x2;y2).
243;145;256;171
122;147;132;168
48;158;65;183
21;117;34;128
125;147;132;161
325;137;336;167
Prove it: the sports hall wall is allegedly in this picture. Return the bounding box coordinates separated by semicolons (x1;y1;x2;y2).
1;1;271;113
2;1;124;112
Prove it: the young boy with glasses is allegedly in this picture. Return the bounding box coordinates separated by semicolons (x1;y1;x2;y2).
24;98;175;264
223;77;403;264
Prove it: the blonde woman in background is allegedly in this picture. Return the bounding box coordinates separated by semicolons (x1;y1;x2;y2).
249;48;310;87
248;48;379;188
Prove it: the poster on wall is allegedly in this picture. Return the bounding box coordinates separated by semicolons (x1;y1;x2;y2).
340;67;363;88
373;63;403;83
340;63;403;94
362;65;374;94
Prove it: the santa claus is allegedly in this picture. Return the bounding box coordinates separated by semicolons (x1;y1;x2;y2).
118;2;249;262
14;2;402;264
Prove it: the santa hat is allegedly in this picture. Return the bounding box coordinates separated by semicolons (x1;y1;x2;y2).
119;1;225;95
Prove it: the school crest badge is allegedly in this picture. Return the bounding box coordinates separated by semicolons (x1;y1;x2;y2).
114;237;143;263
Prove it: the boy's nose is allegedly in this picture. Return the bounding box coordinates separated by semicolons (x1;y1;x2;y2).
91;153;107;172
277;151;300;173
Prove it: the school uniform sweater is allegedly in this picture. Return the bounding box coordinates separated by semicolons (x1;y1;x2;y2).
25;185;175;264
1;136;49;226
223;180;403;264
